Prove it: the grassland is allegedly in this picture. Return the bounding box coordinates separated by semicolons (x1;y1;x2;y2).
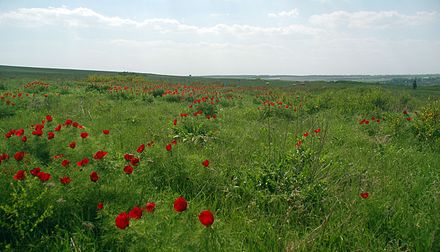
0;66;439;251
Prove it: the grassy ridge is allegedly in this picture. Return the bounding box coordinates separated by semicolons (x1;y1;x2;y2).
0;69;439;251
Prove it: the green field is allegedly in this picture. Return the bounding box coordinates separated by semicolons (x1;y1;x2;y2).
0;66;439;251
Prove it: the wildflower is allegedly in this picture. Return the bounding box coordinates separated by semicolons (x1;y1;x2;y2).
37;172;51;182
129;206;143;219
46;115;53;122
80;132;89;139
30;167;41;176
97;202;104;210
69;142;76;149
124;165;133;174
198;210;214;227
60;176;71;185
90;171;99;182
166;144;172;152
103;129;110;135
61;159;70;167
137;144;145;153
202;159;209;167
145;202;156;213
115;212;130;229
93;150;108;160
14;151;25;161
174;196;188;212
13;170;26;180
47;131;55;140
360;192;369;199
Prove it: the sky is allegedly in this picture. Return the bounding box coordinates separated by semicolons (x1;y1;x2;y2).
0;0;439;76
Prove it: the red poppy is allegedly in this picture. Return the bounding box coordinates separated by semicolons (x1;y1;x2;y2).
173;119;177;125
406;117;412;121
21;136;27;142
0;153;9;161
97;202;104;210
93;150;108;160
46;115;53;122
166;144;172;151
15;128;24;136
73;122;79;128
37;172;51;182
314;128;321;133
360;192;369;199
47;131;55;140
90;171;99;182
54;124;62;131
77;158;90;167
61;159;70;167
202;159;209;167
14;151;25;161
198;210;214;227
32;129;43;136
171;139;177;145
80;132;89;139
60;176;71;185
303;132;309;137
115;212;130;229
13;170;26;181
102;129;110;135
403;110;408;115
124;165;133;174
137;144;145;153
124;153;134;161
53;154;64;159
145;202;156;213
64;119;73;126
129;206;143;219
69;142;76;149
173;196;188;212
30;167;41;176
130;157;140;166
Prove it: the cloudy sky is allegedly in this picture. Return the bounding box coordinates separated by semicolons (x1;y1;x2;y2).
0;0;439;75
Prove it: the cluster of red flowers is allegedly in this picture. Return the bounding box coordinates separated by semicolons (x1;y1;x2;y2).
359;116;382;125
115;196;214;230
295;128;322;149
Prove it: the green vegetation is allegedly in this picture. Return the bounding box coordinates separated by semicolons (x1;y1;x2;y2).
0;66;439;251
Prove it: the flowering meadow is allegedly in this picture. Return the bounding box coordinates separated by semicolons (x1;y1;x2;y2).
0;71;439;251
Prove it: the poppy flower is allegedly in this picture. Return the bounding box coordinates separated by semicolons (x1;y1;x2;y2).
14;151;25;161
93;150;108;160
47;131;55;140
171;139;177;145
77;158;90;167
73;122;79;128
202;159;209;167
97;202;104;210
360;192;369;199
406;117;412;121
124;153;134;161
303;132;309;137
173;119;177;126
21;136;27;142
64;119;73;126
80;132;89;139
61;159;70;167
198;210;214;227
15;128;24;136
69;142;76;149
115;212;130;229
60;176;71;185
13;170;26;181
90;171;99;182
32;129;43;136
130;157;140;166
166;144;172;151
173;196;188;212
30;167;41;176
37;172;51;182
1;153;9;160
102;129;110;135
145;202;156;213
46;115;53;122
314;128;321;133
124;165;133;174
54;124;62;131
403;110;408;115
137;144;145;153
129;206;143;219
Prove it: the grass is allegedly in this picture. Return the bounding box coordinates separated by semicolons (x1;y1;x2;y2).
0;67;439;251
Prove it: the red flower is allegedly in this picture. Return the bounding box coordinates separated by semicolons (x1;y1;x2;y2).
61;159;70;167
115;212;130;229
77;158;90;167
54;124;62;131
80;132;89;139
30;167;41;176
173;196;188;212
47;131;55;140
73;122;79;128
90;171;99;182
130;157;140;166
124;165;133;174
360;192;369;199
15;128;24;136
129;206;143;219
166;144;172;151
145;202;156;213
13;170;26;181
202;159;209;167
137;144;145;153
173;119;177;126
60;176;71;185
69;141;76;149
303;132;309;137
314;128;321;133
171;139;177;145
21;136;27;142
64;119;73;126
102;129;110;135
403;110;408;115
32;129;43;136
124;153;134;161
406;117;412;121
46;115;53;122
14;151;25;161
37;172;51;182
0;153;9;161
93;150;108;160
198;210;214;227
97;202;104;210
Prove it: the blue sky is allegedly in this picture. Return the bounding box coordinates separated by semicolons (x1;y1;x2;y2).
0;0;439;75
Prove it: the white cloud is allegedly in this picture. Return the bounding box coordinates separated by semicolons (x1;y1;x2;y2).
0;7;318;36
309;10;440;29
268;9;299;18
